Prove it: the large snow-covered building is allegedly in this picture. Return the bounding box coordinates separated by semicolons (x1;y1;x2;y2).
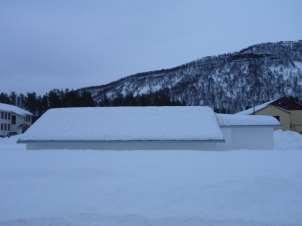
19;107;225;150
19;106;279;150
0;103;33;137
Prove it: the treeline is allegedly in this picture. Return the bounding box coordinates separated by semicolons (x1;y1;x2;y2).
100;89;184;107
0;88;183;118
0;89;96;118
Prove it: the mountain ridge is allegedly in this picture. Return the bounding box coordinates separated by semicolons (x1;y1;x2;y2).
79;40;302;113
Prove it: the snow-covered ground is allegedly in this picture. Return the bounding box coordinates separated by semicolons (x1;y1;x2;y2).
0;131;302;226
274;129;302;150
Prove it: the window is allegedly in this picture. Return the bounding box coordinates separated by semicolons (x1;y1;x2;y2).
8;113;11;120
26;115;31;122
0;124;2;130
273;116;280;121
11;115;16;125
7;124;10;131
1;112;3;119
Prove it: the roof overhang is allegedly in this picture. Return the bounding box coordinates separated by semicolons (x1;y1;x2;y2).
18;138;226;143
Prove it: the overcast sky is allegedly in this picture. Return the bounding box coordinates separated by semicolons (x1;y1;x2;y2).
1;0;301;93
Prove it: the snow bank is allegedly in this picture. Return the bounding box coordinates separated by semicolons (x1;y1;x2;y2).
0;135;25;151
0;139;302;226
274;129;302;150
19;106;224;141
1;131;302;225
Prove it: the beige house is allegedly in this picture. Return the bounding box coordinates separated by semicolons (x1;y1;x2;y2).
0;103;33;137
236;97;302;133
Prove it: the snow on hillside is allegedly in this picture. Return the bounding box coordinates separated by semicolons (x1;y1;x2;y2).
0;130;302;226
80;40;302;113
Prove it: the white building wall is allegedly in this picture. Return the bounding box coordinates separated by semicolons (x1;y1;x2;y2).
220;126;274;150
10;114;25;134
0;117;6;137
24;140;225;150
216;127;233;149
0;111;11;137
22;126;275;151
0;111;32;137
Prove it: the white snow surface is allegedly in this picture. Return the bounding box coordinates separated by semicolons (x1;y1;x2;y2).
235;99;277;115
0;103;32;116
19;106;224;141
1;130;302;226
217;114;280;126
274;129;302;150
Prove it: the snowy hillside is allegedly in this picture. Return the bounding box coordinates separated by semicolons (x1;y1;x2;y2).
80;40;302;113
0;131;302;226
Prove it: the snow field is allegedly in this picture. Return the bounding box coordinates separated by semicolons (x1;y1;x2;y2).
0;130;301;226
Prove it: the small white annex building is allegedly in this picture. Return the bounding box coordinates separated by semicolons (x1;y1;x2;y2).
0;103;33;137
19;106;279;150
217;114;279;149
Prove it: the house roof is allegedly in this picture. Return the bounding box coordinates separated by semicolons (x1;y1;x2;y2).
271;97;302;110
235;99;277;115
235;96;302;115
0;103;33;116
19;106;224;142
217;114;280;127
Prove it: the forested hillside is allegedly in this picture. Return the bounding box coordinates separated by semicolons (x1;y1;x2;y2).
80;40;302;113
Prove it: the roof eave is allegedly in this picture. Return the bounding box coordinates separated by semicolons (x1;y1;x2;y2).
18;138;225;143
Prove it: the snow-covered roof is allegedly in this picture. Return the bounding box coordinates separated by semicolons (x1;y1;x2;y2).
235;99;277;115
217;114;280;127
19;106;224;141
0;103;32;116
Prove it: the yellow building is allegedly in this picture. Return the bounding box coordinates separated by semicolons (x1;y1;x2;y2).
236;97;302;133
